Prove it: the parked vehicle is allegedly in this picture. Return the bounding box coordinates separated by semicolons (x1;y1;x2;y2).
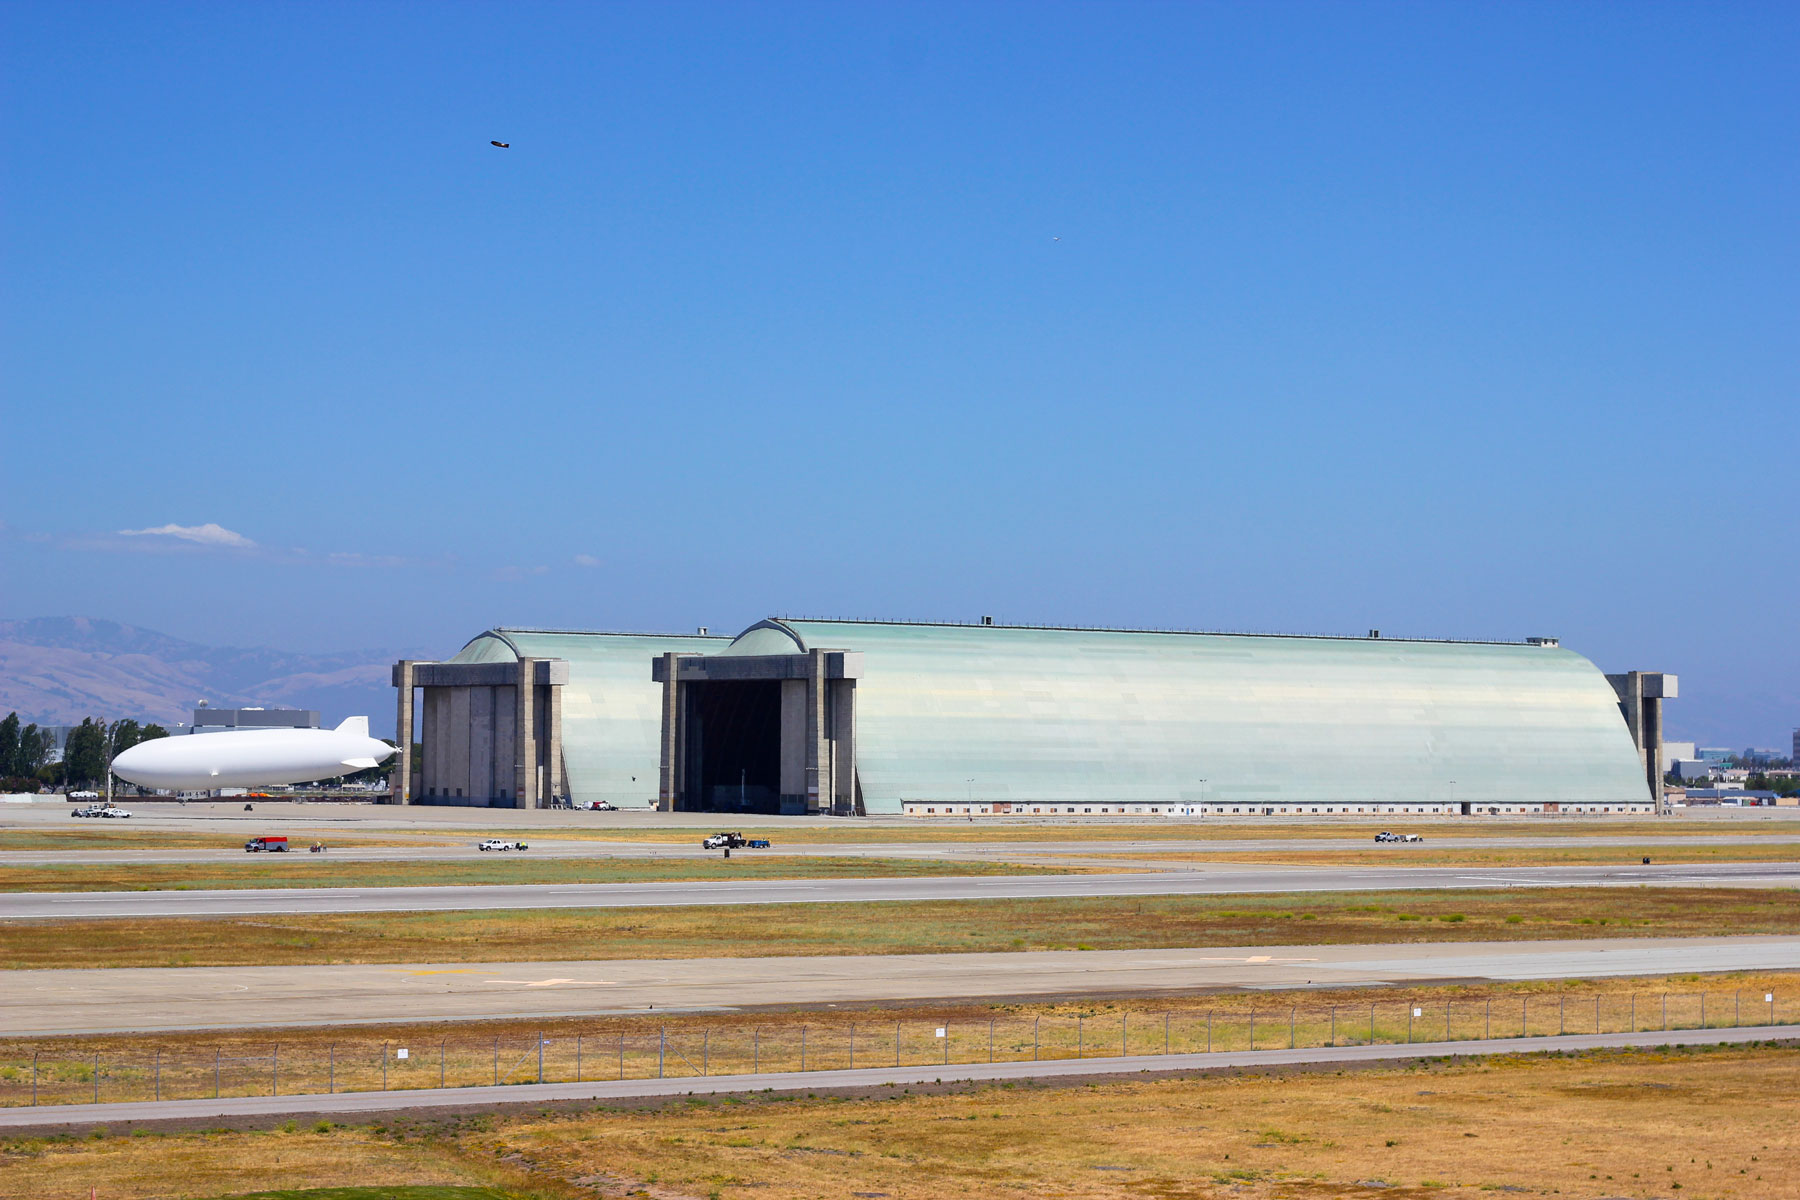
245;836;289;852
98;806;132;818
702;831;751;849
587;800;617;811
309;842;328;853
746;838;771;849
1374;831;1398;842
477;839;528;852
67;791;100;804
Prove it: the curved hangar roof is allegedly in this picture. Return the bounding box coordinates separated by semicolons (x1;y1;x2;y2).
452;628;727;804
723;619;1648;810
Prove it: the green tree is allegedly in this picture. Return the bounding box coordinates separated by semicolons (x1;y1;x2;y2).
62;718;108;789
0;713;19;778
17;724;52;775
140;724;170;742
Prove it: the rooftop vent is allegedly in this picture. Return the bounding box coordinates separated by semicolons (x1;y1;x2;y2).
981;615;994;626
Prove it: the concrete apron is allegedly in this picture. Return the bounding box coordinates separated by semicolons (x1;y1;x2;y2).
2;1024;1793;1132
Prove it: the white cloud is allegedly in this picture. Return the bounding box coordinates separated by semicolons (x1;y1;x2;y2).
573;554;601;568
118;523;256;549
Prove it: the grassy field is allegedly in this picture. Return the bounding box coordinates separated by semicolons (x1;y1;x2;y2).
6;1041;1795;1199
5;969;1792;1107
3;886;1794;970
0;855;1067;894
1066;841;1800;867
0;829;455;852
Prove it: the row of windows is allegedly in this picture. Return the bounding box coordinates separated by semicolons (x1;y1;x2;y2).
904;803;1649;817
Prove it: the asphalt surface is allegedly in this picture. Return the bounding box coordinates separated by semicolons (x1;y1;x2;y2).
3;860;1795;920
7;936;1794;1035
7;831;1800;866
2;1024;1791;1131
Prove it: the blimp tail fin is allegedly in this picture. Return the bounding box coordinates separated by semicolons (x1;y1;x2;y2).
335;716;370;737
340;757;380;770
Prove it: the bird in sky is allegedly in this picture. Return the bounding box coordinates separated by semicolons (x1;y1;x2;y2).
490;140;510;148
1052;236;1061;241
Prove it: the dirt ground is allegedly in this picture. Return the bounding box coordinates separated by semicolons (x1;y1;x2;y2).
5;1042;1795;1199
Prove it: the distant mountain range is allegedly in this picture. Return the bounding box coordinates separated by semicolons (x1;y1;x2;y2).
0;617;418;735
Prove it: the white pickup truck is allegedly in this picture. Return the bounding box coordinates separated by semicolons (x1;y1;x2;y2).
477;839;528;852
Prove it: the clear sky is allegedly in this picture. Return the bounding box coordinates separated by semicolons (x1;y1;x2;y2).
2;2;1794;747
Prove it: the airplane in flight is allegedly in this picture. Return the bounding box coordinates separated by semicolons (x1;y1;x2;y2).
110;716;396;790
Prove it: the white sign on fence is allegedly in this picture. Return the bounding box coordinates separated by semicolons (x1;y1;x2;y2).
396;1048;409;1059
1412;1008;1422;1018
935;1028;946;1038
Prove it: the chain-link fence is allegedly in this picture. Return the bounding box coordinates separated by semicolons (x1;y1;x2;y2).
0;988;1783;1108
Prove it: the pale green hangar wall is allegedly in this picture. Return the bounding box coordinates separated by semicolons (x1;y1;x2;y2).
745;619;1650;814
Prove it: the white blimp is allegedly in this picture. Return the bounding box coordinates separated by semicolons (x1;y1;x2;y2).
110;717;396;790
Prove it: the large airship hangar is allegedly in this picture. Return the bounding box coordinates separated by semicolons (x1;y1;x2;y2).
391;617;1675;819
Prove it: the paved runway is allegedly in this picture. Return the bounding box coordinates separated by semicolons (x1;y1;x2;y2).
7;831;1799;866
6;936;1794;1036
3;860;1795;920
1;1025;1791;1131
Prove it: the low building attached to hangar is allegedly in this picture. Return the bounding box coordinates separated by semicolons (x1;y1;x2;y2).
395;619;1673;817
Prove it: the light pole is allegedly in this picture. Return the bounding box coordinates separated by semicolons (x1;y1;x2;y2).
966;778;975;813
1198;778;1207;817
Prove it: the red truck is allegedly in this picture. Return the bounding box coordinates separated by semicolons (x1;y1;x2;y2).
244;836;289;853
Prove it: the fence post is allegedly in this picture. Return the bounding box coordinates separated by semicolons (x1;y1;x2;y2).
943;1023;949;1067
1445;1002;1450;1042
754;1027;762;1074
1558;994;1564;1036
93;1052;99;1104
383;1042;388;1091
1662;993;1667;1031
1372;1004;1377;1044
1406;1006;1412;1044
494;1037;499;1086
1249;1009;1255;1051
1292;1006;1297;1050
992;1017;997;1064
273;1043;279;1096
537;1031;544;1084
894;1022;899;1069
659;1027;665;1079
576;1035;582;1083
1485;998;1490;1041
441;1039;447;1089
215;1048;220;1099
1631;994;1636;1032
1165;1012;1171;1055
801;1026;806;1072
619;1033;625;1081
849;1024;855;1070
1077;1016;1083;1059
31;1052;37;1106
1594;995;1599;1034
329;1044;335;1094
1329;1006;1335;1047
1701;993;1706;1030
1735;990;1740;1028
703;1029;709;1076
1122;1014;1127;1058
1207;1011;1212;1053
1034;1016;1039;1061
155;1048;161;1102
1521;997;1526;1037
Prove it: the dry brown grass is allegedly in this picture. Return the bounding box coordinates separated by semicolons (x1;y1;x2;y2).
0;854;1066;894
7;1042;1796;1199
3;885;1794;970
1064;841;1800;867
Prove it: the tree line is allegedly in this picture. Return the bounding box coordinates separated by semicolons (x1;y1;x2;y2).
0;713;170;792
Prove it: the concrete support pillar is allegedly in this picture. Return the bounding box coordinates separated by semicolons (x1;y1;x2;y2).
393;660;415;805
1608;671;1676;816
831;679;857;815
515;657;537;810
805;649;828;814
546;679;564;805
658;653;681;812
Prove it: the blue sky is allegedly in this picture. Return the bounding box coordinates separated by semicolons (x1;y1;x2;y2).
2;1;1795;746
